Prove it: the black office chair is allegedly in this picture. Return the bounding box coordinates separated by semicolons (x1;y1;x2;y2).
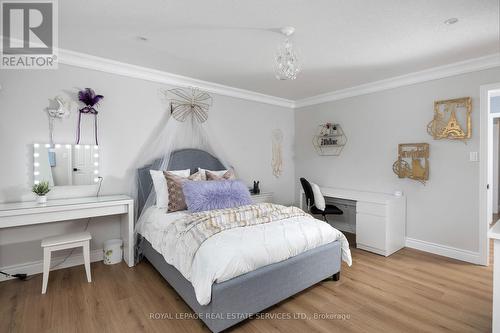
300;177;343;222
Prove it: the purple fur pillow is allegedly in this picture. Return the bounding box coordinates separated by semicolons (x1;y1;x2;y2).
182;180;252;213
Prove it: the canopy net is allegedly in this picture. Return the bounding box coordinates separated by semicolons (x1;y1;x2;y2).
133;87;229;239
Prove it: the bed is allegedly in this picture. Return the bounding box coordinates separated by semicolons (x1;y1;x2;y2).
136;149;350;332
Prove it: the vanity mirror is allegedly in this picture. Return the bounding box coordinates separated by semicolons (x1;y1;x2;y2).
33;143;100;186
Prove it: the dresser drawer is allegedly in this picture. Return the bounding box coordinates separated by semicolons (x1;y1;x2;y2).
357;201;387;217
356;213;386;251
252;193;273;204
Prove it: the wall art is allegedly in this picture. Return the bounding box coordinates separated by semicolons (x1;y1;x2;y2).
272;129;283;177
166;87;212;123
392;143;429;184
77;88;104;145
313;123;347;156
427;97;471;141
45;96;72;146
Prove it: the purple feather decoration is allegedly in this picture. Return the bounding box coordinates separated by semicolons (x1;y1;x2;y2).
76;88;103;145
78;88;104;109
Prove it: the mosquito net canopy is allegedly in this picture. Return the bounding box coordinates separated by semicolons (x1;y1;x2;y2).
134;88;229;234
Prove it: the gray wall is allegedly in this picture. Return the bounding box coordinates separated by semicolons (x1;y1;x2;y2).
0;64;295;268
295;67;500;253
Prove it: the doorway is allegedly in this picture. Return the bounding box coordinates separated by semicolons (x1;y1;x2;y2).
479;83;500;266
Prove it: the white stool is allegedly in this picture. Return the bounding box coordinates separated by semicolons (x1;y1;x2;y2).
41;231;92;294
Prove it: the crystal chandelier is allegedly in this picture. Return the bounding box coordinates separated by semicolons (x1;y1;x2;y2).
274;27;301;80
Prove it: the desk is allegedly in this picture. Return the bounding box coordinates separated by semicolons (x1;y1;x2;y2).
0;195;135;270
301;187;406;256
489;224;500;332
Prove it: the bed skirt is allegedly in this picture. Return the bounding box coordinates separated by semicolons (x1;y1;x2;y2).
141;238;341;332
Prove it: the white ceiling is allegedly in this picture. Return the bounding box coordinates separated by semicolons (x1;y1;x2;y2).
60;0;500;100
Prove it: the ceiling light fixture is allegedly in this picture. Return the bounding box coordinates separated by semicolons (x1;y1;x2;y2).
274;26;301;81
444;18;458;25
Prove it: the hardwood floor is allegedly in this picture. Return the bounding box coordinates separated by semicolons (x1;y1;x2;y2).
1;243;493;333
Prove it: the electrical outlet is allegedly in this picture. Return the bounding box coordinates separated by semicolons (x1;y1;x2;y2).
469;152;478;162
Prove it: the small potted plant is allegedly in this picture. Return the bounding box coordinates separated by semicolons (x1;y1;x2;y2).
32;181;50;204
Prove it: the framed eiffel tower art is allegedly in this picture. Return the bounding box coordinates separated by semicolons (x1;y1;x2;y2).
427;97;472;142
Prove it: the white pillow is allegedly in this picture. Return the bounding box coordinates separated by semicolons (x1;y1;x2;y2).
310;182;325;211
198;168;228;181
150;169;190;208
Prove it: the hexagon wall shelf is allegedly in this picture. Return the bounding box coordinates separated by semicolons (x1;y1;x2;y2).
313;123;347;156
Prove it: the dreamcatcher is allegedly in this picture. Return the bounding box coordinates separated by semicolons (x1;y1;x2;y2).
272;129;283;178
167;87;212;123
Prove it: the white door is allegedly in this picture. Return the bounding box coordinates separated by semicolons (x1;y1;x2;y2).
72;146;96;185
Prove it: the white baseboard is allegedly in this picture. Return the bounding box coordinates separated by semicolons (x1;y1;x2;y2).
405;238;480;264
0;248;103;282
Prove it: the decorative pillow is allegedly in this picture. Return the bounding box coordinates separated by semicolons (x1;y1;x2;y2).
310;182;326;211
183;179;252;213
150;169;190;208
164;171;202;212
198;168;229;181
206;168;235;181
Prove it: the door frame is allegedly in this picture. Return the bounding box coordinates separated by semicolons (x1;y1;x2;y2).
479;82;500;266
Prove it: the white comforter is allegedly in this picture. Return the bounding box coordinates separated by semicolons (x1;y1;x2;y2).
139;206;352;305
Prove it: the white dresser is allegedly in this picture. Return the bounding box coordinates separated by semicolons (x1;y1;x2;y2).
301;187;406;256
251;192;273;204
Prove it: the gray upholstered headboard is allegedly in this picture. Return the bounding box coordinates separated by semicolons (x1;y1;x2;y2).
137;148;225;214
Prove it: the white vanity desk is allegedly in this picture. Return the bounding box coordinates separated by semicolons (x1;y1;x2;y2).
489;224;500;332
300;187;406;256
0;195;135;268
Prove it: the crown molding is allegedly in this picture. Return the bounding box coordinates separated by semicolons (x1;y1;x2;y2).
295;53;500;108
4;38;499;110
58;49;295;108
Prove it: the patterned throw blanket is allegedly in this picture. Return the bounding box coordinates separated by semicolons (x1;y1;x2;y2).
161;203;308;276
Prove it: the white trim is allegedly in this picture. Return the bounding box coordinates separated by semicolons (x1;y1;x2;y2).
405;238;480;264
480;83;500;266
295;53;500;108
4;36;498;109
0;248;103;282
58;49;295;108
